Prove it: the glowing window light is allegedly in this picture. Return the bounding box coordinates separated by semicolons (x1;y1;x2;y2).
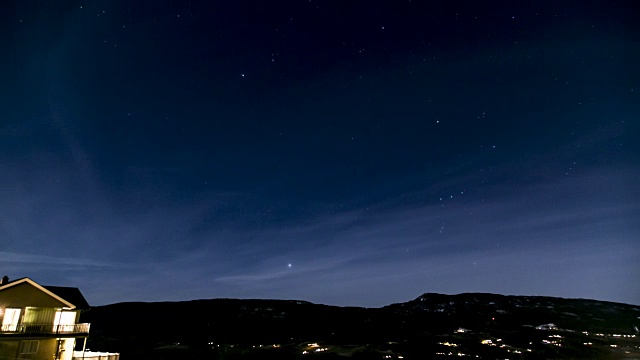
2;308;21;331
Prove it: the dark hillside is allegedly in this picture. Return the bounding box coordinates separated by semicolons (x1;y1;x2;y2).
81;293;640;359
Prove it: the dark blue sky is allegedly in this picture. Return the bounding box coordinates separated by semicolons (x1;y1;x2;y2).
1;0;639;307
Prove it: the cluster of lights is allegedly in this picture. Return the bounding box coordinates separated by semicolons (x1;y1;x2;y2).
438;342;459;347
208;328;638;358
481;338;531;354
480;338;503;346
301;343;329;355
540;334;564;347
542;339;562;347
435;352;469;357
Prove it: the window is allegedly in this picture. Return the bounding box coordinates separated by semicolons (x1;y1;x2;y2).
20;340;39;354
1;308;21;331
53;311;77;333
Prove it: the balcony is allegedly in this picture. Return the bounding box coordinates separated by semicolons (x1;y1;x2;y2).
73;351;120;360
0;323;90;337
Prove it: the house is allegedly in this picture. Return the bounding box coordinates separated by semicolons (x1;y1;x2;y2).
0;276;118;360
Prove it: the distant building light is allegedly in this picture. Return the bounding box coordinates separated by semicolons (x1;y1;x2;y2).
439;342;459;347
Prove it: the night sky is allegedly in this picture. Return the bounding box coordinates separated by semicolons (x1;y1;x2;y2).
1;1;639;307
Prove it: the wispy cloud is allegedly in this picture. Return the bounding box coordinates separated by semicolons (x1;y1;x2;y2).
198;163;639;306
0;251;128;268
1;117;637;306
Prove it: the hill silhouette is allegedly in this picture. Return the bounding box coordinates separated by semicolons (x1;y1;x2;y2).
81;293;640;359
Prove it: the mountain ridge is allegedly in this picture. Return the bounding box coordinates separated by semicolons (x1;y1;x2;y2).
82;292;640;359
95;292;640;308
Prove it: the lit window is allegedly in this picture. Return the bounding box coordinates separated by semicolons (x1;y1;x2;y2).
2;308;21;331
53;311;76;333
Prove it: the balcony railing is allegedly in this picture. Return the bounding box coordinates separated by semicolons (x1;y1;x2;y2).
73;351;120;360
0;323;90;336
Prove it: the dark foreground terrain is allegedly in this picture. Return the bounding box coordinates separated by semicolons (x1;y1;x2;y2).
81;293;640;359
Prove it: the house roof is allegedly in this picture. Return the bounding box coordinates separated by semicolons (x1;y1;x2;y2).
0;277;89;309
44;286;91;310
